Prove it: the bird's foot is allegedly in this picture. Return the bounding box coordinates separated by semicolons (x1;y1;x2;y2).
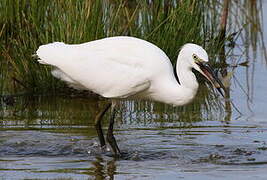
100;145;109;152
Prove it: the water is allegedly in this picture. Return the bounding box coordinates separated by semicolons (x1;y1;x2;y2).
1;3;267;180
1;114;267;180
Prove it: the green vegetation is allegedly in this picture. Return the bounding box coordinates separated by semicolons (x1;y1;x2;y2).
0;0;233;94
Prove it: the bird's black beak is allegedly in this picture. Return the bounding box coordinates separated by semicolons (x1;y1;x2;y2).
196;62;226;97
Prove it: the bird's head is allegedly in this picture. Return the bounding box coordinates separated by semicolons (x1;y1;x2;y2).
180;43;226;96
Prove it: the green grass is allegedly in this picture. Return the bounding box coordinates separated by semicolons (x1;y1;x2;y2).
0;0;264;95
0;0;213;94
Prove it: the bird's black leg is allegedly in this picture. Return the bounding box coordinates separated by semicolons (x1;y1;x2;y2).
106;101;121;156
95;103;112;148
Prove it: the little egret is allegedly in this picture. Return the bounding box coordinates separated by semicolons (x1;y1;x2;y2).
36;36;225;156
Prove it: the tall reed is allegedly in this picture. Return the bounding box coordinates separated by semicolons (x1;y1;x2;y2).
0;0;264;95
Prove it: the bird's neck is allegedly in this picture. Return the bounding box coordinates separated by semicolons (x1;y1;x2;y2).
176;54;199;92
149;55;199;106
162;54;199;106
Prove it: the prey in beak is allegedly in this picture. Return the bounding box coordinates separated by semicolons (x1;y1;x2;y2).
196;61;226;97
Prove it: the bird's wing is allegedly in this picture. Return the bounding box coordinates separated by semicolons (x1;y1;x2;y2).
59;53;151;98
36;38;158;98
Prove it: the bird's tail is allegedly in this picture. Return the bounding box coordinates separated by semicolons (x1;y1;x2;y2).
36;42;66;66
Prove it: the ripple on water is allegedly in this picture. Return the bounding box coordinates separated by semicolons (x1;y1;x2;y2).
0;126;267;180
1;129;267;164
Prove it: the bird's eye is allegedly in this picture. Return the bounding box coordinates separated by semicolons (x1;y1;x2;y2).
192;54;198;60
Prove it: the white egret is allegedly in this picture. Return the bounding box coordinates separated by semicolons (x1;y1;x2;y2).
36;36;225;156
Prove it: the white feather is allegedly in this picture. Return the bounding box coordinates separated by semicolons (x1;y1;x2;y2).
51;68;87;90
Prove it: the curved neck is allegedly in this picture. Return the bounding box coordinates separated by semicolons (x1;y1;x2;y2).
176;53;199;92
149;55;199;107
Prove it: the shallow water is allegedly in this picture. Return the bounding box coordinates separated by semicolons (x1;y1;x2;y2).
1;112;267;180
1;3;267;180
